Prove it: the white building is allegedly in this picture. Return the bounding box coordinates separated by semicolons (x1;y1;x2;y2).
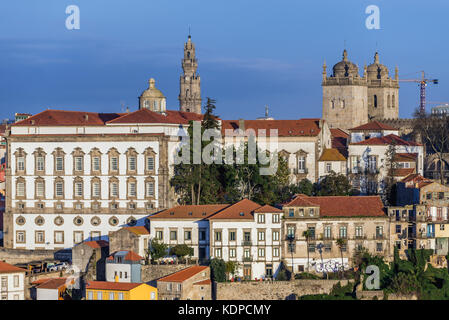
0;261;26;300
317;148;347;180
347;121;424;194
106;250;143;283
148;204;229;262
209;199;284;280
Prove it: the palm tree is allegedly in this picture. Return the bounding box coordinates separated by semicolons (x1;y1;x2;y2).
302;230;312;273
336;238;347;277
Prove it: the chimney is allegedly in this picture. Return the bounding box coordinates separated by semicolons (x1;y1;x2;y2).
126;107;130;113
238;119;245;132
84;114;89;122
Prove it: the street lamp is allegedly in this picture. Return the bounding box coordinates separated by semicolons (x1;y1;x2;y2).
316;243;327;279
286;234;295;279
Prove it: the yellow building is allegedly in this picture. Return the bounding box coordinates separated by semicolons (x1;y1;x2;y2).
85;281;157;300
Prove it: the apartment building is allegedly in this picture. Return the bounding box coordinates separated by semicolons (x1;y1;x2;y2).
0;261;26;300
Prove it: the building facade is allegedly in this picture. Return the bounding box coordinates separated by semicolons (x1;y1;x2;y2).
0;261;26;300
281;194;390;273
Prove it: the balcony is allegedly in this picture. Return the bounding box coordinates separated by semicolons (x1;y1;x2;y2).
374;234;385;240
354;235;367;240
241;241;252;247
242;256;253;262
293;168;308;175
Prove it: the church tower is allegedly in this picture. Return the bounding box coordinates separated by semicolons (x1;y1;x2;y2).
179;35;202;114
322;50;368;130
366;52;399;120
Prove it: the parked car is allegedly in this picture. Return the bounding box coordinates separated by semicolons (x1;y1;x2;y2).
48;262;69;272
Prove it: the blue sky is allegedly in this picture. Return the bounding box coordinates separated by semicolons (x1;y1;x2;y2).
0;0;448;121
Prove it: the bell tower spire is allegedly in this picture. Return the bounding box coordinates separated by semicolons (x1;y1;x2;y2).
179;34;202;114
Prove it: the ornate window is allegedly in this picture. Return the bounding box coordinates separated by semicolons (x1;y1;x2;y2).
89;148;102;174
16;177;26;199
109;216;119;226
54;216;64;226
14;148;27;174
91;216;101;227
127;216;137;226
144;147;156;175
35;216;45;226
52;148;66;174
127;177;137;199
295;150;308;174
54;231;64;244
125;148;138;175
145;177;155;199
109;177;119;199
35;231;45;244
91;177;101;199
33;148;46;175
54;177;64;198
16;216;26;226
108;148;120;175
73;216;84;226
73;177;84;199
16;231;26;244
35;177;45;199
72;148;85;175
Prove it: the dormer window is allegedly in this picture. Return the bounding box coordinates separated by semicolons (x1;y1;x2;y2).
309;208;314;216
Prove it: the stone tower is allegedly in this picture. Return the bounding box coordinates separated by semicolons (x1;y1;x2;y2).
179;35;202;114
322;50;368;130
139;78;167;113
366;52;399;120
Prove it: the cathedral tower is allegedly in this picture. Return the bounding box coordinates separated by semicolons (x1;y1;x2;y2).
322;50;368;130
366;52;399;120
179;35;202;114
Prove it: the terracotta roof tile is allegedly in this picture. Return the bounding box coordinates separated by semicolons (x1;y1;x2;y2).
318;148;346;161
208;199;262;220
106;108;205;125
36;278;71;289
12;110;124;126
349;120;398;131
157;266;209;283
351;134;421;146
253;204;283;213
81;240;109;249
330;128;349;139
0;261;27;274
86;281;143;291
149;204;230;220
282;195;385;217
400;173;428;183
193;279;212;285
107;250;143;262
393;153;418;162
392;168;416;177
221;119;322;137
122;226;150;235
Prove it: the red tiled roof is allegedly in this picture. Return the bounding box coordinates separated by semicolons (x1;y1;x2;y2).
253;204;283;213
400;173;428;183
318;148;346;161
349;120;398;131
106;108;205;125
86;281;143;291
330;128;349;139
193;279;212;285
149;204;230;220
351;134;421;146
37;278;71;289
209;199;262;220
221;119;322;137
82;240;109;249
393;153;417;162
0;261;27;274
13;110;124;126
107;251;143;262
122;226;150;235
282;195;385;217
157;266;209;283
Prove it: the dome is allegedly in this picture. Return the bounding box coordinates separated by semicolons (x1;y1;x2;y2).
332;50;359;78
367;52;389;80
140;78;165;98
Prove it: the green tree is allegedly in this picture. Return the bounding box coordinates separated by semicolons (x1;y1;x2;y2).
225;261;239;280
336;238;347;276
210;258;226;282
149;239;168;264
169;244;194;262
314;172;352;196
297;178;314;196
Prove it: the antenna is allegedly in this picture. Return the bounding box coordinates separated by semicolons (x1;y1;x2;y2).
188;24;191;37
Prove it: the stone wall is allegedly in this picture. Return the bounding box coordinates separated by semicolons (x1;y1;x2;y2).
216;279;349;300
0;247;56;264
141;264;192;283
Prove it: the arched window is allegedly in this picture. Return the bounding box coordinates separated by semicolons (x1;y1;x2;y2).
374;95;378;108
387;95;391;108
392;94;395;108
